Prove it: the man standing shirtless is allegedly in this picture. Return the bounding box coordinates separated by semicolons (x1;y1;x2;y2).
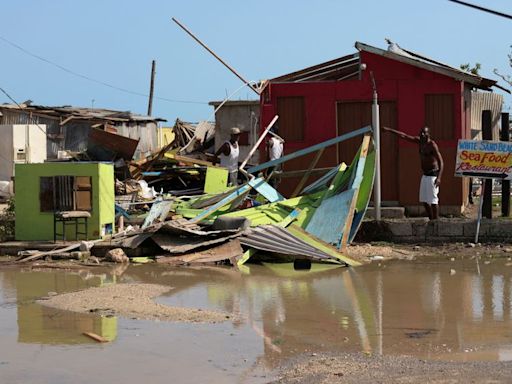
383;126;444;220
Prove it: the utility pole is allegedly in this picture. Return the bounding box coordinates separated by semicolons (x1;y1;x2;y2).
482;110;493;219
370;71;381;221
501;112;510;217
147;60;156;116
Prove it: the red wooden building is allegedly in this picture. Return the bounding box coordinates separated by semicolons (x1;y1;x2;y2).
259;41;505;215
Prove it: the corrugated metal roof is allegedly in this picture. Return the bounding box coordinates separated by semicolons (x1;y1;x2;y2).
240;225;345;264
271;53;360;83
0;104;166;122
268;41;508;94
356;41;507;93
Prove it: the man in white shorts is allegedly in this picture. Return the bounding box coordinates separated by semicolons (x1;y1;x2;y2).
383;126;444;220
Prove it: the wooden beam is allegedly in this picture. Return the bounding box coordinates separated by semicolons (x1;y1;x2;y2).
290;148;325;198
340;135;371;252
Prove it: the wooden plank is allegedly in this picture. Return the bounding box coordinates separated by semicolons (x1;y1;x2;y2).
166;153;215;167
280;167;333;178
340;134;371;251
163;239;244;265
248;178;284;203
83;332;109;343
290;148;325;198
189;182;254;223
305;189;356;246
248;126;371;174
237;248;257;266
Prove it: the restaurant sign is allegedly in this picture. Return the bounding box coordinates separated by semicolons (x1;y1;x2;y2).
455;140;512;180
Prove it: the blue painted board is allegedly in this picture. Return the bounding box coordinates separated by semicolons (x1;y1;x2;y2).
305;188;356;247
248;126;371;174
248;178;284;202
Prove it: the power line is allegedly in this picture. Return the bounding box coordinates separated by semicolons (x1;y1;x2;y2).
447;0;512;20
0;86;48;137
0;35;208;106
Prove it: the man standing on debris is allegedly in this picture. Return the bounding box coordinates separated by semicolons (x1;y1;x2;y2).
215;127;241;186
266;126;284;188
383;126;444;220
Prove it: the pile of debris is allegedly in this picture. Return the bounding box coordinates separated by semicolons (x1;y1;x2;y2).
14;122;374;270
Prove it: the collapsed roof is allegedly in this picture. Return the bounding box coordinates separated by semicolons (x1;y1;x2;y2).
0;103;166;123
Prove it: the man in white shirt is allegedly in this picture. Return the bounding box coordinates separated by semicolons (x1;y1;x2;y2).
266;126;284;188
215;127;241;186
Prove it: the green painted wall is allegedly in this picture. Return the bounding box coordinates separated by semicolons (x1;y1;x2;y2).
15;162;115;241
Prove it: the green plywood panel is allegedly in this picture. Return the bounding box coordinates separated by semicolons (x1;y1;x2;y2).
204;167;228;194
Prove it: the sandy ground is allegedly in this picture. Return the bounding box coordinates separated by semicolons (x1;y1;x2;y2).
272;352;512;384
38;283;231;323
348;242;512;264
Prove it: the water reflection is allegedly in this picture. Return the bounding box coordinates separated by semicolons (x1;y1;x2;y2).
0;268;118;344
1;259;512;364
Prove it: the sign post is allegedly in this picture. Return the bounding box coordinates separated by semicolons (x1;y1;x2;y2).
455;139;512;243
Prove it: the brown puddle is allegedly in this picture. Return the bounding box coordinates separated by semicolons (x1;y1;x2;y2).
1;258;512;383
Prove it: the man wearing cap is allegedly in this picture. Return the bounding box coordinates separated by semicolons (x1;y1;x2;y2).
215;127;241;186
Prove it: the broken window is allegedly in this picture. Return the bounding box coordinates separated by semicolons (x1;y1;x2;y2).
277;96;305;142
425;94;455;140
39;176;92;212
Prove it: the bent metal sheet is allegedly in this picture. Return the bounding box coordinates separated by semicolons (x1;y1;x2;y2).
455;139;512;180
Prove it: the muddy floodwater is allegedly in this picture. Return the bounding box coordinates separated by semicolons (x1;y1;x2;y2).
1;258;512;383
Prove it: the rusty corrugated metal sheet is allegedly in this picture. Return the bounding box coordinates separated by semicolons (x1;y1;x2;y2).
88;128;139;160
469;91;503;140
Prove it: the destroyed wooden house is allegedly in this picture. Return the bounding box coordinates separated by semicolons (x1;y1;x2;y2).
0;104;166;161
259;40;507;215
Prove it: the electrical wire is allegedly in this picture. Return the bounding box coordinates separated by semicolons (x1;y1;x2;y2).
0;86;48;136
447;0;512;20
0;35;208;105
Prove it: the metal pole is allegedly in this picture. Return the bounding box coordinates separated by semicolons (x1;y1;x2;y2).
501;113;510;217
371;71;381;221
475;178;485;244
482;110;493;218
147;60;156;116
172;17;260;95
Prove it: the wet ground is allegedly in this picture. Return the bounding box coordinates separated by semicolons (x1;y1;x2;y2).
1;256;512;383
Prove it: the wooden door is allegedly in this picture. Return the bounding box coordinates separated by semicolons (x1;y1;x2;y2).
336;101;398;202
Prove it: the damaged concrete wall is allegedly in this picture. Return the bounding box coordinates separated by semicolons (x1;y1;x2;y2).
209;100;260;164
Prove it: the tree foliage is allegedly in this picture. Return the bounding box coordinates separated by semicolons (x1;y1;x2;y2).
493;45;512;87
460;63;481;75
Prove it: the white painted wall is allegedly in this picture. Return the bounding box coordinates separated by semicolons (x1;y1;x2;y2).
0;124;47;182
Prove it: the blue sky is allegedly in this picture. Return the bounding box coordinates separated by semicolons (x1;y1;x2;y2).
1;0;510;124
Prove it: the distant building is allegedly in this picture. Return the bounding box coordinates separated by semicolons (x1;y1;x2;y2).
260;41;507;215
0;104;166;161
209;100;260;164
0;124;47;186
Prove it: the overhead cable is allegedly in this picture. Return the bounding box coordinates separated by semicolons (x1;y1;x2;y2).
0;35;208;105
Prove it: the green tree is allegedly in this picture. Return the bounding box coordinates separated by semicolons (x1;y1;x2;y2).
493;45;512;87
460;63;481;75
